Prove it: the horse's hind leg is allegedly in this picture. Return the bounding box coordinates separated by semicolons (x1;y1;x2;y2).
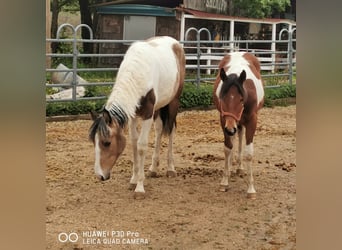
147;115;163;177
160;99;179;178
166;124;176;177
245;116;257;199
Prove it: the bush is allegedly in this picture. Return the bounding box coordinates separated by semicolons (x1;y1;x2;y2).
264;84;296;107
46;83;296;116
179;83;213;109
46;100;105;116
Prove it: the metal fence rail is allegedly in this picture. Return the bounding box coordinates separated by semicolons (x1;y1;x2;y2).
46;24;296;102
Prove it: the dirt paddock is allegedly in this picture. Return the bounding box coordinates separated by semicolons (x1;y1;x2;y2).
46;105;296;250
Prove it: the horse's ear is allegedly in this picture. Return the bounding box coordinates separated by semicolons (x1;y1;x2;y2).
90;110;98;121
103;109;112;125
239;70;246;84
220;68;228;81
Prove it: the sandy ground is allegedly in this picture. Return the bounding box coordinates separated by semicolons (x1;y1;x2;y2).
46;105;296;250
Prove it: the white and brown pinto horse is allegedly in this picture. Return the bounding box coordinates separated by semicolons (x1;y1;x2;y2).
213;52;264;199
89;36;185;198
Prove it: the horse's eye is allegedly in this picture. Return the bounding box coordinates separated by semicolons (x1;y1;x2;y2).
102;141;111;147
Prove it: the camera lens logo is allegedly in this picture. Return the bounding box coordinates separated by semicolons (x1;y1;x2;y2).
58;232;79;243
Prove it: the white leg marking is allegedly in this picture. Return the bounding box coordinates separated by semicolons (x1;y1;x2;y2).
135;118;153;193
167;125;176;173
129;119;139;185
149;116;163;173
220;146;232;187
244;143;256;194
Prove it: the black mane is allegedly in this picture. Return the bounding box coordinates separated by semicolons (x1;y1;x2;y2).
89;115;110;143
106;104;128;128
219;74;245;99
89;105;128;143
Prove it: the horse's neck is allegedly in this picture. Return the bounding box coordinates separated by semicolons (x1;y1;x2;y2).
106;53;154;120
105;81;143;121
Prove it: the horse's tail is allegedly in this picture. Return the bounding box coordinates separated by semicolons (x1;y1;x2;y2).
159;100;180;135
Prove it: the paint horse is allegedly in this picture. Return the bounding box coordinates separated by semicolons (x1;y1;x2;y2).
213;52;264;199
89;36;185;198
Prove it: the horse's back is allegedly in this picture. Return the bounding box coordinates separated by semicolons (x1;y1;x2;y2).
224;52;260;77
146;36;179;48
119;36;184;109
128;36;180;61
148;37;184;108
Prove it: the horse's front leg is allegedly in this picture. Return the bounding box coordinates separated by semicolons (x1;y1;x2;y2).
220;130;233;192
244;115;257;199
134;118;154;199
129;118;139;190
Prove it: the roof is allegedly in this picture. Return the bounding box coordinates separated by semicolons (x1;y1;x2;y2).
94;3;296;26
179;7;296;25
96;4;175;17
93;0;181;8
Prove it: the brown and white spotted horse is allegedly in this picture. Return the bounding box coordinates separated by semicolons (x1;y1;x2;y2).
89;36;185;199
213;52;264;199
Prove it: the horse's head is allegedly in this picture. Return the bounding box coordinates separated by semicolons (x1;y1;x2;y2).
89;110;126;181
219;68;247;136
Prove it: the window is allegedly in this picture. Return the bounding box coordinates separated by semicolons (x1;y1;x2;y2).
123;16;156;40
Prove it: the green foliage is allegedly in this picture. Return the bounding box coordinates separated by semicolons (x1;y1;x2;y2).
46;83;296;116
46;100;106;116
179;83;213;109
84;85;112;97
233;0;291;18
51;29;74;68
265;84;296;99
264;84;296;107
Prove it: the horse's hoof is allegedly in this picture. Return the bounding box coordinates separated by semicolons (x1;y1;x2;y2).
133;192;146;200
128;183;137;190
166;170;177;178
219;185;229;192
147;171;158;178
247;192;257;199
230;172;237;182
236;169;245;177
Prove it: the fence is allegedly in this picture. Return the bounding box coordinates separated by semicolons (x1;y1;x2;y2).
46;23;296;103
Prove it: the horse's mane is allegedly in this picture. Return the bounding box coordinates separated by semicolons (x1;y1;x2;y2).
219;74;245;99
89;115;110;143
105;104;128;128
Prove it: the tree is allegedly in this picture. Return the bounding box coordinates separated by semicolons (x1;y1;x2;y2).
232;0;291;18
50;0;78;53
78;0;93;63
50;0;103;62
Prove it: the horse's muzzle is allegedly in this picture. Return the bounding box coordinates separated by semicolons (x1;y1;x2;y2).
98;173;110;181
225;127;237;136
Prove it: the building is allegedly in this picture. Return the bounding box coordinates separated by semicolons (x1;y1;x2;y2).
93;0;296;66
